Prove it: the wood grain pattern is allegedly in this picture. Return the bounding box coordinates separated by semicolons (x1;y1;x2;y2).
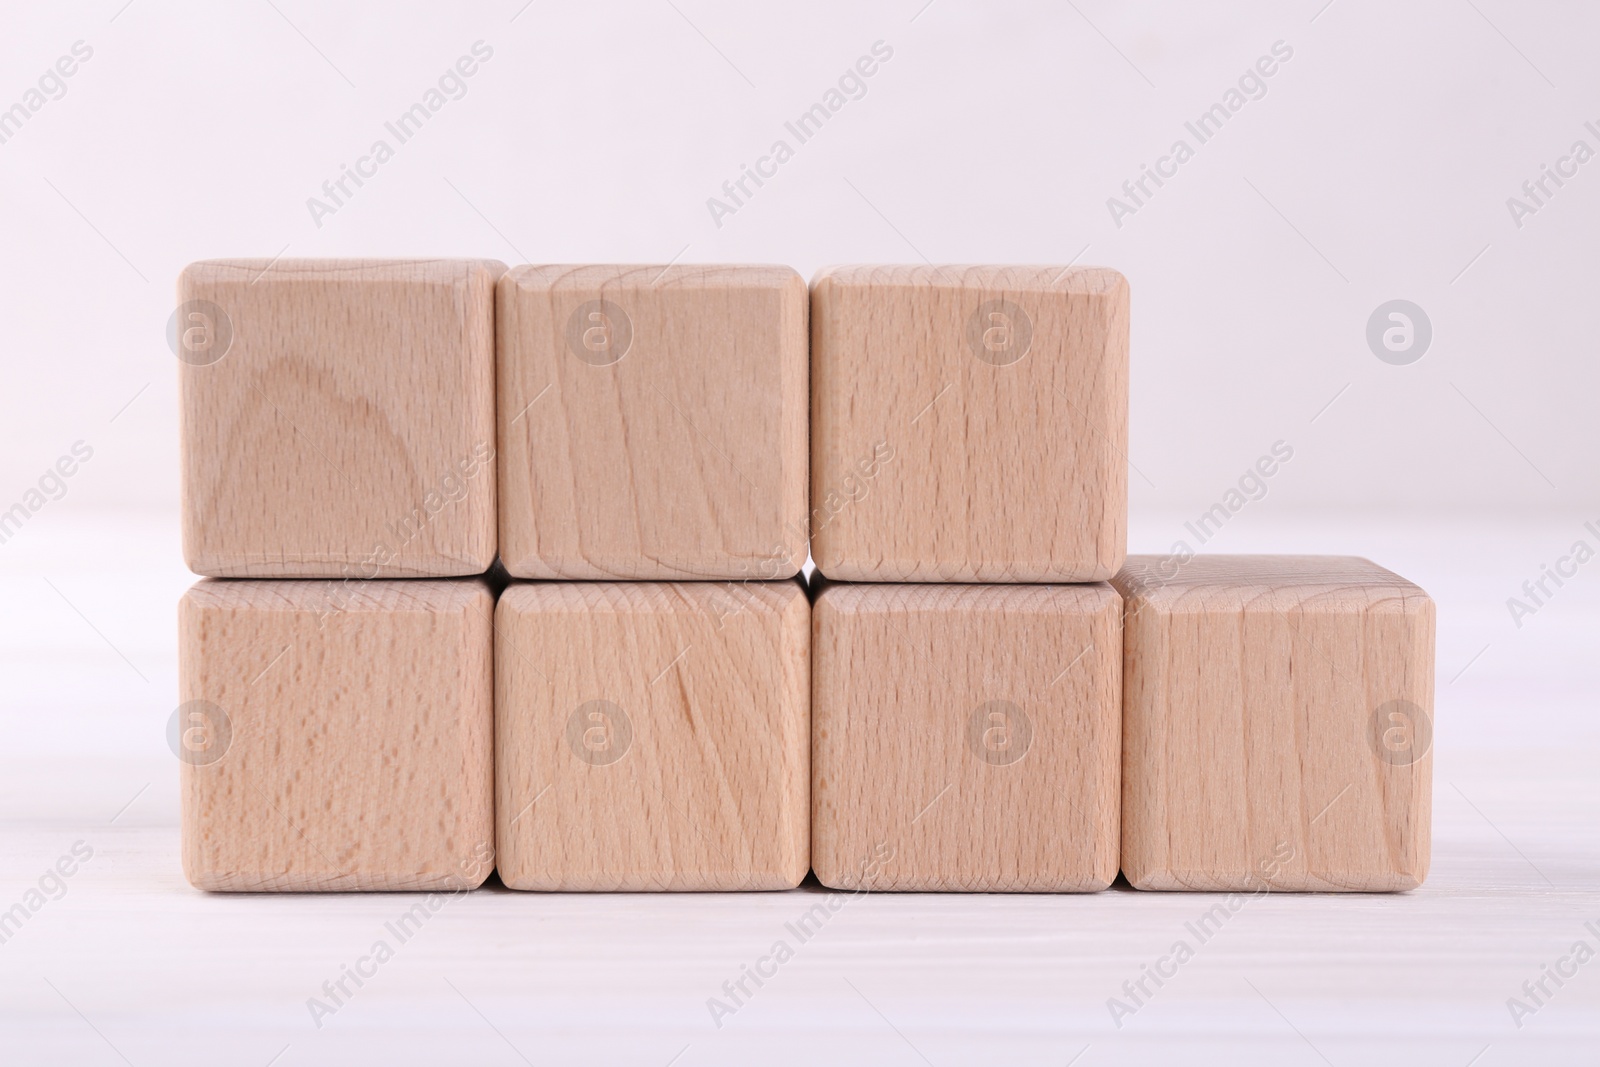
812;583;1122;892
810;265;1128;582
178;579;495;891
179;259;502;578
1112;555;1435;892
497;265;809;580
495;580;810;890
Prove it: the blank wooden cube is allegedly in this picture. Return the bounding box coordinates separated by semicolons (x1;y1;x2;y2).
1112;555;1435;891
811;266;1128;582
179;259;502;578
495;581;809;890
178;579;494;891
497;265;808;580
812;583;1122;891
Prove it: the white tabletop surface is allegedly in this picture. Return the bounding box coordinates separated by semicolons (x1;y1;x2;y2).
1;509;1595;1065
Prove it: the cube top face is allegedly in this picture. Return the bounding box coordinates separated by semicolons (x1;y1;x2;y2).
178;578;494;892
179;258;502;579
495;580;810;890
811;265;1128;583
812;583;1122;892
497;265;809;580
1112;555;1435;892
1117;553;1426;611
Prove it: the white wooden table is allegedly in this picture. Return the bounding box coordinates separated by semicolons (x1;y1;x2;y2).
1;511;1594;1065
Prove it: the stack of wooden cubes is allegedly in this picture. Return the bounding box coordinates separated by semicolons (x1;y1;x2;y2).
175;260;1433;894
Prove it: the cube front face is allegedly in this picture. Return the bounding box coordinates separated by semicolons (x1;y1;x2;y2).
179;259;501;578
1114;555;1435;892
812;583;1122;892
495;581;810;890
811;265;1128;583
178;579;495;892
497;265;809;581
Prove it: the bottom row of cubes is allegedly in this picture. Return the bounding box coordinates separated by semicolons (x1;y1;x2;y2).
177;557;1434;894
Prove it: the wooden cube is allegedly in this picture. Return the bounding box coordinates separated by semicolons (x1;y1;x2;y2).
495;580;809;890
179;259;502;578
811;265;1128;582
1112;555;1435;891
497;265;808;580
812;583;1122;891
178;579;494;891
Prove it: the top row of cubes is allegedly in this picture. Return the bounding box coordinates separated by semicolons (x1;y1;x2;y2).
178;260;1127;582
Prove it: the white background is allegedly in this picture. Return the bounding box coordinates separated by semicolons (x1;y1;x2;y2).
0;2;1596;1064
4;0;1599;513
